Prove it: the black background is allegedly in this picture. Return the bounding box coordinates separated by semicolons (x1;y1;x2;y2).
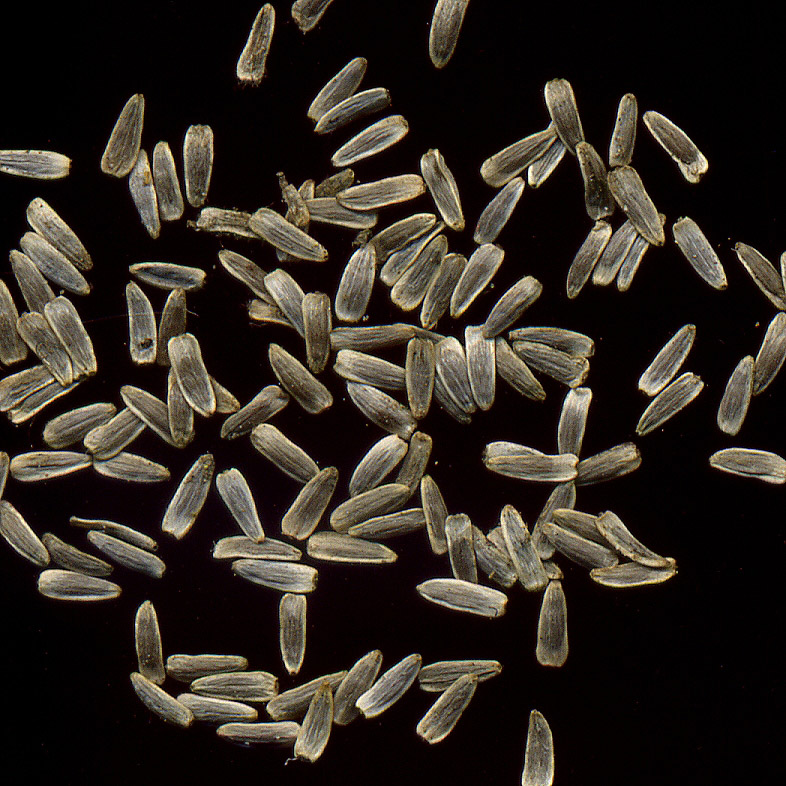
1;1;784;783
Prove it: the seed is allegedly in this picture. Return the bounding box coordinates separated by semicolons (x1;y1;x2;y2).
544;78;584;152
152;141;184;221
416;673;477;744
0;150;71;180
635;371;704;436
100;94;144;177
128;149;160;239
294;681;333;762
356;653;422;719
416;578;508;618
236;3;275;84
308;57;367;122
608;93;638;168
672;217;727;290
331;116;410;168
429;0;470;68
282;467;339;540
638;324;696;396
183;124;214;208
480;127;557;188
643;110;707;183
607;166;664;246
717;356;754;436
315;87;392;135
521;709;554;786
20;232;90;296
708;447;786;484
216;468;265;543
129;262;206;291
88;531;166;578
232;558;318;594
162;453;215;539
166;655;249;682
135;600;165;684
38;569;121;602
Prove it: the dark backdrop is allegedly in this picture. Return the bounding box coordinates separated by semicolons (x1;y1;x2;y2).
0;2;783;784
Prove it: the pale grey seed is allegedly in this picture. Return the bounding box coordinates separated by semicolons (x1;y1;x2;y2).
315;87;391;134
709;448;786;484
643;110;707;183
0;364;53;412
557;387;592;455
577;141;614;220
576;442;641;485
300;293;332;375
190;672;278;703
420;474;448;555
334;350;405;395
391;234;447;312
135;600;165;684
335;245;376;323
216;468;265;543
43;297;96;379
550;509;607;546
566;220;613;298
346;382;417;439
474;178;524;245
465;326;495;411
0;280;26;365
420;148;464;231
436;336;476;414
309;56;367;120
331;115;410;168
267;672;347;721
100;94;144;177
484;443;578;482
183;125;213;208
121;385;177;446
151;141;184;221
26;198;91;271
129;262;206;291
607;166;664;246
348;508;426;540
350;435;408;497
512;340;589;388
232;558;318;594
609;93;638;167
480;126;557;188
38;569;120;601
0;500;49;566
753;313;786;395
542;521;618;569
212;378;240;413
70;517;157;551
282;467;339;540
167;369;194;448
734;242;786;310
672;217;727;290
306;531;397;564
10;450;89;482
330;324;415;352
371;213;438;262
217;721;300;745
88;531;165;577
445;513;478;583
380;223;445;287
394;431;432;492
501;504;548;591
595;510;671;567
294;681;333;762
212;536;301;561
84;407;145;460
0;150;71;180
264;268;306;335
636;371;703;436
433;374;471;423
195;208;255;239
615;218;662;292
495;338;546;400
522;709;554;786
306;197;377;230
545;78;584;152
510;328;594;358
166;655;249;682
356;653;422;719
591;220;638;286
416;578;508;618
40;533;112;577
156;288;187;365
43;402;115;448
536;580;568;668
126;282;156;365
330;482;411;533
718;356;754;436
177;694;258;724
406;338;436;419
162;453;215;539
250;423;318;483
218;250;269;299
527;137;566;187
6;377;80;425
169;333;215;417
531;482;575;559
450;243;505;317
590;560;677;588
419;660;501;693
93;452;170;483
131;673;193;727
472;524;518;588
19;232;90;296
128;149;160;239
237;3;275;83
314;168;355;197
333;650;383;725
222;385;289;440
417;673;477;744
639;324;696;396
268;343;332;414
280;593;307;676
337;174;426;212
429;0;470;68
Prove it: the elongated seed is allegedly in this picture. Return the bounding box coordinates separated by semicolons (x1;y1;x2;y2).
557;387;592;455
282;467;339;540
251;423;319;483
349;435;408;497
416;578;508;618
250;209;328;262
718;356;754;436
126;282;157;365
501;504;548;591
162;454;215;539
0;500;49;566
315;87;391;134
20;232;90;296
643;110;707;183
527;137;566;188
306;531;398;564
169;333;215;417
636;372;704;436
237;4;275;83
279;593;307;676
152;141;184;221
190;671;278;703
450;244;504;317
465;326;495;410
266;672;347;721
333;650;383;725
577;141;614;220
482;276;542;339
216;468;265;542
131;673;194;727
595;510;671;568
0;150;71;180
484;443;578;482
26;198;91;271
330;483;411;533
337;174;426;212
429;0;470;68
672;217;727;290
166;655;249;682
566;220;613;298
418;660;502;693
544;78;584;152
136;600;165;684
474;178;525;245
130;262;206;291
480;127;557;188
120;385;175;447
217;721;300;745
335;245;376;323
522;709;554;786
268;343;333;414
576;442;641;485
308;57;367;122
638;324;696;396
734;242;786;310
43;403;115;449
10;450;90;482
590;560;677;588
420;148;464;231
473;525;517;588
416;673;477;744
495;338;546;400
391;234;447;312
101;94;144;177
92;452;170;483
156;288;187;365
41;533;112;577
709;448;786;484
128;149;160;239
88;531;166;578
38;569;120;601
212;536;301;561
183;125;213;208
307;197;377;229
349;508;425;540
346;382;417;439
331;116;410;168
232;558;318;594
294;682;333;762
177;694;258;724
609;93;638;168
356;653;422;719
445;513;478;583
607;166;664;246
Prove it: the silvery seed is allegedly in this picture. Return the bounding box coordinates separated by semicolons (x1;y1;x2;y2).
294;682;333;763
38;569;120;601
465;326;495;410
169;333;215;417
212;379;240;411
753;317;786;400
405;338;436;419
450;244;504;317
129;262;206;291
315;87;391;134
156;288;187;365
333;650;383;725
183;124;213;208
330;482;411;533
40;533;112;577
126;282;156;365
577;141;614;220
135;600;165;684
429;0;470;68
512;340;589;388
445;513;478;583
595;510;671;568
435;336;476;415
196;208;256;239
335;245;376;323
282;466;339;540
10;450;90;482
590;560;677;588
592;220;638;286
483;443;578;482
217;721;300;745
331;115;410;168
83;407;145;460
0;150;71;180
348;508;426;540
306;197;377;230
709;448;786;484
522;709;554;786
0;500;49;566
433;376;470;424
371;213;438;262
128;149;160;239
419;660;502;693
43;297;96;379
100;94;144;177
213;535;301;561
308;58;367;122
356;653;422;719
734;242;786;310
218;250;269;299
544;78;584;153
542;521;618;569
334;350;406;391
236;3;275;83
167;369;194;448
615;218;662;292
609;93;638;168
638;324;696;396
306;531;398;564
381;224;445;287
92;452;170;483
26;198;91;271
551;508;607;545
249;300;295;329
495;337;546;401
420;148;464;231
607;166;664;246
216;468;265;543
346;382;417;439
330;324;415;352
337;174;426;211
480;126;558;188
672;217;727;290
264;268;306;335
0;280;26;365
267;672;347;721
394;431;432;492
222;385;289;440
636;371;704;436
251;209;329;263
391;234;447;312
474;177;525;245
6;377;80;425
250;423;319;483
292;0;334;32
482;276;542;340
472;525;517;588
191;672;278;703
566;220;612;298
0;365;53;412
416;578;508;618
20;232;90;296
268;343;333;414
177;694;258;724
300;293;332;375
232;558;318;594
350;435;408;497
280;593;307;676
575;442;641;485
416;673;477;744
69;517;157;552
527;137;566;188
131;673;194;727
166;655;249;682
501;504;548;591
88;531;165;578
120;385;176;446
557;387;592;455
643;110;707;183
420;474;449;555
718;356;754;436
43;402;115;449
151;141;184;221
161;453;215;539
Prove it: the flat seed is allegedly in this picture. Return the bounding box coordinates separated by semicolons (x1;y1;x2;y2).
591;220;638;286
465;326;495;410
232;558;318;593
43;297;96;378
217;721;300;745
162;453;215;539
607;166;664;246
484;443;578;482
565;220;613;298
315;87;391;134
183;124;213;208
636;371;704;436
131;673;194;727
308;57;367;122
177;694;258;724
167;369;194;448
381;224;444;288
88;531;166;578
417;673;477;744
212;536;301;561
6;377;80;424
331;324;415;352
420;148;464;231
156;288;187;365
348;508;425;540
0;500;49;566
0;280;27;365
38;569;120;601
480;126;557;188
615;219;661;292
237;3;275;83
20;232;90;296
638;324;696;396
169;333;215;417
482;277;542;341
590;560;677;588
405;338;436;419
294;682;333;762
282;467;339;540
643;110;707;183
250;423;318;483
335;349;405;390
450;244;504;317
334;245;376;323
420;474;449;555
672;217;727;289
300;292;332;374
544;78;584;152
391;234;447;312
418;660;502;693
577;141;614;220
306;197;377;229
394;431;433;491
135;600;165;684
83;408;145;460
40;532;111;577
416;578;507;618
356;653;422;719
718;356;754;436
280;593;307;675
522;709;554;786
196;208;255;239
130;262;206;291
166;655;249;682
190;672;278;703
268;343;332;414
128;149;160;239
370;213;437;262
495;338;546;400
330;482;411;533
350;435;408;497
152;141;184;221
542;522;618;569
557;387;592;455
595;510;671;568
435;336;476;414
121;385;176;446
346;382;417;439
501;504;548;591
217;251;268;300
551;509;607;545
576;442;641;485
306;531;397;564
609;93;638;168
513;340;589;388
222;385;289;440
709;448;786;484
43;402;115;449
126;282;157;365
265;269;307;336
445;513;478;583
528;137;566;187
251;209;328;262
734;242;786;310
337;174;425;212
753;312;786;395
216;468;265;542
26;198;91;271
93;452;170;483
0;150;71;180
101;94;144;177
266;672;347;721
472;525;517;588
333;650;383;725
474;178;526;247
331;115;410;168
429;0;470;68
10;450;89;482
